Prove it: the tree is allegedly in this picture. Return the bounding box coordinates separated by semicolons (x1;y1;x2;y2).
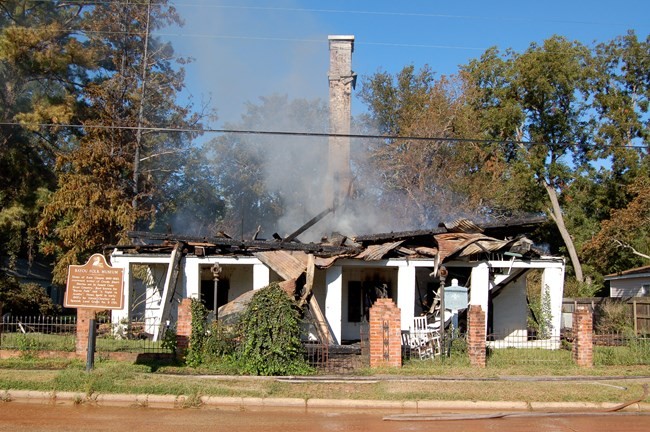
579;32;650;274
582;176;650;274
463;36;593;282
36;1;203;283
359;66;509;227
0;1;87;273
205;94;329;239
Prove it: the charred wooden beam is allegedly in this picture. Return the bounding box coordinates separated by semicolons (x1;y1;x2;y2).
282;207;334;243
353;228;447;243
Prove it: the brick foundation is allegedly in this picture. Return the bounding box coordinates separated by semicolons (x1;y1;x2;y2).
75;309;97;356
467;305;486;368
368;298;401;368
572;307;593;367
176;298;192;354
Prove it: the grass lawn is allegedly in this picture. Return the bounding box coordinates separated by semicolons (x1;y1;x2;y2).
0;357;649;405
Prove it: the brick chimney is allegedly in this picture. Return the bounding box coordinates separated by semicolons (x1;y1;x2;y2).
327;35;355;209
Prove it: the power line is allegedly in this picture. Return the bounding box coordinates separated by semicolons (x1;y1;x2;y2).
0;121;647;149
178;3;634;27
17;1;645;53
30;0;639;27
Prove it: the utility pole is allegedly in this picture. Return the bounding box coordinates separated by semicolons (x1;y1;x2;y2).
132;0;152;213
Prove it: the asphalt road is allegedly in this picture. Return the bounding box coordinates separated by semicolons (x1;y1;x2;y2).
1;402;649;432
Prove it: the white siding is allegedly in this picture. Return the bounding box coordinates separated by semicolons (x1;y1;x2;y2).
610;276;650;298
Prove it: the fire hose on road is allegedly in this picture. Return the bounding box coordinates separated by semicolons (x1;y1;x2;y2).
383;384;649;422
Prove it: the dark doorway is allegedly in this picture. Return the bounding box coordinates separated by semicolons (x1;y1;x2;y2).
348;281;392;323
200;279;230;312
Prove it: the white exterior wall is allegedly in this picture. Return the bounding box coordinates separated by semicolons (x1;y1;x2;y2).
252;264;270;290
325;266;343;344
542;264;566;343
109;253;173;324
397;264;416;332
184;257;200;299
143;264;167;321
491;276;527;340
470;262;491;323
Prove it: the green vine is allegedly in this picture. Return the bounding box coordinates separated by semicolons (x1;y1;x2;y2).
185;298;208;367
528;288;553;339
236;282;313;376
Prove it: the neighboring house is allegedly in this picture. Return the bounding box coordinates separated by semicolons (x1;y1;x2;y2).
109;217;566;349
605;265;650;298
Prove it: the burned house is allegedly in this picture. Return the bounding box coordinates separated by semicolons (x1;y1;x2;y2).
109;34;565;349
102;35;570;353
109;216;565;349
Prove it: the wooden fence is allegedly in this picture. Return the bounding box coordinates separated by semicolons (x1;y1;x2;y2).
562;297;650;334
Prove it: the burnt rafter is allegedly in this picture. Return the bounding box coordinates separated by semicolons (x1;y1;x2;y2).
353;216;547;244
353;228;447;243
125;231;361;256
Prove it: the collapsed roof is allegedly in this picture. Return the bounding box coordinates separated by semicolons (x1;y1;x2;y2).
116;216;548;270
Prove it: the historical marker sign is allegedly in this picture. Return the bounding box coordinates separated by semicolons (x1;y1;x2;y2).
65;254;124;309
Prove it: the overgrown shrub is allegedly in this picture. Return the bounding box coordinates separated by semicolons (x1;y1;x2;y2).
0;276;60;315
202;321;237;358
594;298;633;334
236;282;313;376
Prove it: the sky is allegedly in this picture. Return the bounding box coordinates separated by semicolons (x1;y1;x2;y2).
160;0;650;128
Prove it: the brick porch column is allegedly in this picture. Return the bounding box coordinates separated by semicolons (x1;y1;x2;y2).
467;305;486;367
176;298;192;354
75;309;97;357
369;298;402;368
572;307;593;367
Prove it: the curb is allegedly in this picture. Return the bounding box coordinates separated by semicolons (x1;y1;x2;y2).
2;389;649;412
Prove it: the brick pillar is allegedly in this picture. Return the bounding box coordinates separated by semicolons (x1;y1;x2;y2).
369;298;402;368
572;307;593;367
75;309;97;357
467;305;486;368
176;298;192;354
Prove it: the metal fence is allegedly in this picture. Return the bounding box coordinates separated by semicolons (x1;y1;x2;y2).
487;330;562;350
591;331;650;366
0;315;77;352
300;318;369;372
562;297;650;335
483;328;650;366
0;315;174;354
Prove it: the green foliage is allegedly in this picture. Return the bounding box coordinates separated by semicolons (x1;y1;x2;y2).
236;283;313;376
0;277;60;316
201;321;237;358
160;327;178;353
563;278;602;298
527;288;553;339
184;298;208;367
595;338;650;366
594;299;634;334
359;68;506;225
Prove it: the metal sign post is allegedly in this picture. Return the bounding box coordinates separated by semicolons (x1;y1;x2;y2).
86;318;97;371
